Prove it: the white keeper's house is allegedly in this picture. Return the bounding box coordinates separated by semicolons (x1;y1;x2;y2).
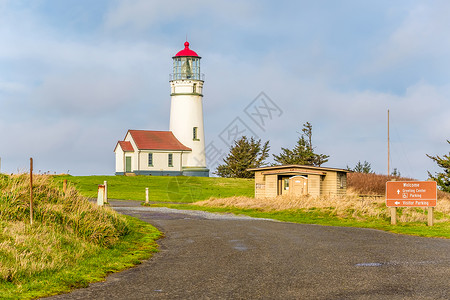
114;41;209;177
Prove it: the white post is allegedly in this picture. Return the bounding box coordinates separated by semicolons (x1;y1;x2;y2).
103;180;108;203
145;187;149;204
97;185;105;206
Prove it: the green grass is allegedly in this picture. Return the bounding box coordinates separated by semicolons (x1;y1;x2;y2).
0;216;161;299
52;175;449;238
0;174;162;299
146;203;450;239
53;175;254;202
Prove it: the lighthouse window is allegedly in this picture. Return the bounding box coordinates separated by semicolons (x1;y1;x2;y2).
168;153;173;167
181;58;193;79
193;127;199;141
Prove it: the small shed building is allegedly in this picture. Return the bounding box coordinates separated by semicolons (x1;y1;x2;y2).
248;165;349;198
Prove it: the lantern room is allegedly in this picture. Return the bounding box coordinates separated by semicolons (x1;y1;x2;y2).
171;42;203;81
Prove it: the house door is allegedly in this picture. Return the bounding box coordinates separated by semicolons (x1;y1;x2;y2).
289;176;308;196
125;157;132;173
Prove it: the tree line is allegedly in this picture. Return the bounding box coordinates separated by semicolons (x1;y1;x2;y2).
215;122;450;193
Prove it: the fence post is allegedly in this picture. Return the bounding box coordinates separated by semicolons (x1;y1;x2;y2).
63;179;67;194
97;185;105;206
145;187;149;204
104;180;108;203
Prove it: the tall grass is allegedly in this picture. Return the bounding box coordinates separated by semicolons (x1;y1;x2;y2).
0;174;129;284
194;190;450;224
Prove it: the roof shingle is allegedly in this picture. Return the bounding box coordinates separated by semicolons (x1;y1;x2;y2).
128;130;191;151
117;141;134;152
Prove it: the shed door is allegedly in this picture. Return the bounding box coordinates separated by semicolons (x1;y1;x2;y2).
125;157;132;173
289;176;308;196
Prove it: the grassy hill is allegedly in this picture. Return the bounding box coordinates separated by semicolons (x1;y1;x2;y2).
0;174;161;299
53;175;254;202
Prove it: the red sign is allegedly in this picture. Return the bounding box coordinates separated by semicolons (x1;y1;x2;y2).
386;181;437;207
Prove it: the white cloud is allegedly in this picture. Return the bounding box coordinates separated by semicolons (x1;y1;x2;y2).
0;0;449;180
0;81;29;94
35;70;146;116
103;0;258;31
367;2;450;73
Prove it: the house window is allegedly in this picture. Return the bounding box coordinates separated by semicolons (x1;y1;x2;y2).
284;178;289;190
148;153;153;167
193;127;199;141
168;153;173;167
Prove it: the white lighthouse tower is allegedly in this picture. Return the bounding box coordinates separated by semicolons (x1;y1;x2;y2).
169;41;209;177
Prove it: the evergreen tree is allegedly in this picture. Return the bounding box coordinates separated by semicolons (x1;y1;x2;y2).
215;136;270;178
273;122;329;166
391;168;401;177
352;160;373;173
427;140;450;192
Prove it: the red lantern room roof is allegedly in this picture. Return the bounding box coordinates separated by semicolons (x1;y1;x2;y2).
174;41;200;57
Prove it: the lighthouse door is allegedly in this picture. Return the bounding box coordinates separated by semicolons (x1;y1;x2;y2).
289;176;308;196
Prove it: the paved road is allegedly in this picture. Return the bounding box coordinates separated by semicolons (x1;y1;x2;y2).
49;200;450;300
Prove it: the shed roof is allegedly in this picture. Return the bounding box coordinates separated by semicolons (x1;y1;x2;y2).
127;130;191;151
248;165;349;173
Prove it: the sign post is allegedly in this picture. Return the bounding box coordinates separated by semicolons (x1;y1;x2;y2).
428;207;434;226
386;181;437;226
390;207;397;225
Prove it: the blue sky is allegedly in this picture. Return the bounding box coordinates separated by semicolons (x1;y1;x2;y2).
0;0;449;179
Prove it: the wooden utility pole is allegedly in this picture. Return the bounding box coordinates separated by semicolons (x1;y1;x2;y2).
30;158;33;225
387;109;390;177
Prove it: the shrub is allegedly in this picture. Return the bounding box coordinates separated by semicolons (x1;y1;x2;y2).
0;174;129;246
347;172;415;195
0;174;130;283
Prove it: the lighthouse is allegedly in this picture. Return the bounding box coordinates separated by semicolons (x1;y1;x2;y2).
114;41;209;177
169;41;209;177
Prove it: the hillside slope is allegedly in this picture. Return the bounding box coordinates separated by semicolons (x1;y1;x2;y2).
0;174;160;299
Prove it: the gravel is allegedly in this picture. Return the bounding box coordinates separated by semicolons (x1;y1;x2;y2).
113;206;279;221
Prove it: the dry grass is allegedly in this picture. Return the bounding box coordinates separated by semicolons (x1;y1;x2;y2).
0;174;129;283
347;172;415;195
194;188;450;223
